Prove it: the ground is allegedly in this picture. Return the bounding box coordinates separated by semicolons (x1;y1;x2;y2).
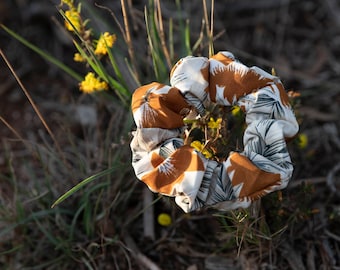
1;0;340;269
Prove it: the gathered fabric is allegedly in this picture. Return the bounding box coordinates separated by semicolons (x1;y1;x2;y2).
130;51;299;213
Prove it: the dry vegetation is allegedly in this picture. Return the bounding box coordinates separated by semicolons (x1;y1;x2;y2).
1;0;340;269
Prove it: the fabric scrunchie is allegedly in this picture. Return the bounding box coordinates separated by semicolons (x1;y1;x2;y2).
130;51;299;213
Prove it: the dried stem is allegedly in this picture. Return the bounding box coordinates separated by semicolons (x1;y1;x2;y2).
120;0;140;82
155;0;172;68
0;49;68;167
95;3;126;41
0;116;25;142
210;0;215;55
123;233;161;270
143;187;155;240
203;0;214;57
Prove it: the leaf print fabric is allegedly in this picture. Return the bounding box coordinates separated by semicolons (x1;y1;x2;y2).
130;51;299;213
131;82;191;129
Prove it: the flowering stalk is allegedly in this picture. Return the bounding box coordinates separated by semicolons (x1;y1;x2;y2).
79;72;108;94
59;0;131;107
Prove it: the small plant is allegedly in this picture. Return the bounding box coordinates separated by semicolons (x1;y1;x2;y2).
184;104;245;162
59;0;131;106
216;207;273;255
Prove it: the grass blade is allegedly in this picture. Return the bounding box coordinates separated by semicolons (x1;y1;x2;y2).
51;165;120;208
1;24;82;81
0;209;72;239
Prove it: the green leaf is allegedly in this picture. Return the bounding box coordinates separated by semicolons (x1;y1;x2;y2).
51;165;120;208
144;5;168;83
1;24;83;81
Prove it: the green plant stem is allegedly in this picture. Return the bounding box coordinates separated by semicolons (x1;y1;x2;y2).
51;165;124;208
1;24;83;81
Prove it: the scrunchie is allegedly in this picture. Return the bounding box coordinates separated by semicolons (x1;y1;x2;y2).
130;51;299;213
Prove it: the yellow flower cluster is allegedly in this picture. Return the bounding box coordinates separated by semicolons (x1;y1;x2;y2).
61;1;118;94
61;0;74;7
61;0;82;34
190;140;213;159
208;117;222;129
79;72;108;94
94;32;117;56
64;9;82;32
73;52;85;62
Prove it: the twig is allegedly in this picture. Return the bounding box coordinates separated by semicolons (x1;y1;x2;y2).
95;3;126;41
306;242;316;270
321;238;337;266
0;68;30;96
120;0;140;82
155;0;171;68
202;0;214;57
0;116;25;143
143;186;155;240
325;229;340;242
327;162;340;196
123;233;161;270
210;0;215;56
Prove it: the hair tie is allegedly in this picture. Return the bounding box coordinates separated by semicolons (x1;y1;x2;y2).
130;51;299;213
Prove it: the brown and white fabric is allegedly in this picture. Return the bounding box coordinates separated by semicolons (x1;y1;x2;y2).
130;51;299;213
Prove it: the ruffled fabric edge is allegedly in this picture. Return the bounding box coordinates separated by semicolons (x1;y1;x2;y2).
130;51;299;213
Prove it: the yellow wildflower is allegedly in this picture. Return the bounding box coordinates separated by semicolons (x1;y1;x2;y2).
190;140;213;159
297;133;308;149
157;213;172;227
64;9;81;33
79;72;108;94
231;106;242;117
61;0;74;8
73;53;85;62
94;32;116;55
208;117;222;129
